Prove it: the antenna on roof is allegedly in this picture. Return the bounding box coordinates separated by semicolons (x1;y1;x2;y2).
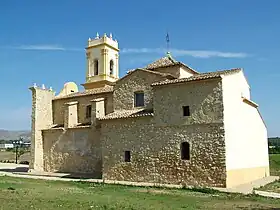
166;30;171;57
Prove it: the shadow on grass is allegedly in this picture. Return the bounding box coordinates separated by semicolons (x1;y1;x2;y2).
184;187;221;194
61;172;102;179
0;167;29;173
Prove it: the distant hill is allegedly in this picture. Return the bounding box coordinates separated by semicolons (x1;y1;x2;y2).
0;129;31;142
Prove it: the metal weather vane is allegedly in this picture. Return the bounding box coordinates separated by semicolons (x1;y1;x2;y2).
166;31;170;53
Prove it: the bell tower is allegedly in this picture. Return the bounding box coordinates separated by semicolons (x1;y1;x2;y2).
82;32;119;90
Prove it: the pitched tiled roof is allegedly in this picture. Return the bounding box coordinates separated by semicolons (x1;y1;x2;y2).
144;53;199;74
132;68;175;78
54;86;113;100
118;68;176;83
99;108;153;120
145;55;177;69
151;68;242;86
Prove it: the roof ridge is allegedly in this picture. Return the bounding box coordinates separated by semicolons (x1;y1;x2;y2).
53;86;114;100
151;67;242;86
99;108;154;120
145;55;177;70
177;61;200;74
144;54;200;75
137;68;175;77
200;68;242;75
166;52;177;63
117;68;175;83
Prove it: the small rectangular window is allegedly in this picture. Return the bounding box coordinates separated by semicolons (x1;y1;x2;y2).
134;92;144;107
86;105;92;118
183;106;190;116
124;151;131;162
181;142;190;160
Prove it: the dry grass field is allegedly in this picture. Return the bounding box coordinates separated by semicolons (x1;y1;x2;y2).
0;151;30;163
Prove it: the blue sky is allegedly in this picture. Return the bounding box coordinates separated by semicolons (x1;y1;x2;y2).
0;0;279;136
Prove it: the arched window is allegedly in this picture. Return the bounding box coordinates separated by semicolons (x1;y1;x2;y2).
109;60;114;75
181;142;190;160
94;59;99;75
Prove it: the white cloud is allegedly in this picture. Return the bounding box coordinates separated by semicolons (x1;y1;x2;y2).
7;45;83;51
18;45;66;51
121;48;249;58
3;44;249;58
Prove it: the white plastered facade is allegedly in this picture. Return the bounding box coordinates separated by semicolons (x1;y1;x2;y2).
222;71;269;187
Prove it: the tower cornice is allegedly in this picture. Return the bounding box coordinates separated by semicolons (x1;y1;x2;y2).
86;43;119;52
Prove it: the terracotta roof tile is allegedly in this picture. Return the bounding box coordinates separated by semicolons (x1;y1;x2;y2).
99;108;153;120
133;68;176;78
151;68;242;86
144;54;199;74
145;56;177;69
54;86;113;100
118;68;176;83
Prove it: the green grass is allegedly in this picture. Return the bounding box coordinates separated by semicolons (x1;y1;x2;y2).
258;154;280;193
0;176;280;210
259;180;280;193
269;154;280;176
0;153;279;209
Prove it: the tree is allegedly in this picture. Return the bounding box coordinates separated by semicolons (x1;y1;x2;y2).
11;147;28;164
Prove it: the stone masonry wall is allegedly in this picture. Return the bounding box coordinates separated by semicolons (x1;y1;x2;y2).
101;78;226;187
113;70;168;110
29;86;55;171
101;118;226;187
42;127;102;177
52;93;113;125
153;78;224;125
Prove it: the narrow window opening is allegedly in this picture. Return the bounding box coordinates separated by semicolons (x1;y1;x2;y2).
110;60;114;75
124;151;131;162
134;92;144;107
181;142;190;160
70;90;74;93
86;105;92;118
94;60;99;75
183;106;190;116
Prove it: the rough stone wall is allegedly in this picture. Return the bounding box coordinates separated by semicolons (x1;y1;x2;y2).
101;78;226;187
29;86;55;171
42;127;102;177
113;70;167;110
101;118;226;187
153;78;224;126
52;93;113;125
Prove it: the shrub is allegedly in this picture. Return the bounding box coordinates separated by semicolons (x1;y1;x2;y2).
6;148;13;152
19;161;29;165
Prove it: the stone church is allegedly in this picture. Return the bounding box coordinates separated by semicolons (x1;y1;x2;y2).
29;33;270;188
